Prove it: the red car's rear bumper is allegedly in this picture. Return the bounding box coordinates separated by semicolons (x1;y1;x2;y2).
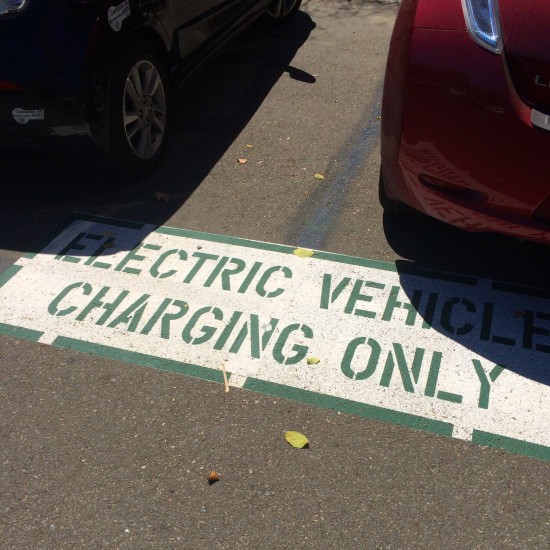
382;10;550;244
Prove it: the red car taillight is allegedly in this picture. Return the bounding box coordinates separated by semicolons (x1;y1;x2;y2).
0;80;22;92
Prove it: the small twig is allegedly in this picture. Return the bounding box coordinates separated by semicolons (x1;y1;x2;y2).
221;363;230;393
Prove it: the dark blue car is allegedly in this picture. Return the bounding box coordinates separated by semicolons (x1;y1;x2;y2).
0;0;301;174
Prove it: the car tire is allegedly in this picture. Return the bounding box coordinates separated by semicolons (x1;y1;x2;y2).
378;167;410;215
108;40;170;177
264;0;302;23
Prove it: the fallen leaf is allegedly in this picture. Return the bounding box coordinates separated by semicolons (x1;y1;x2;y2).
285;431;309;449
293;247;315;258
238;158;248;165
314;173;325;180
154;191;171;202
207;471;220;485
246;144;254;148
307;357;320;365
102;242;115;249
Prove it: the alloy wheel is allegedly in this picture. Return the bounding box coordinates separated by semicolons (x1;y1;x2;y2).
267;0;300;18
122;60;166;160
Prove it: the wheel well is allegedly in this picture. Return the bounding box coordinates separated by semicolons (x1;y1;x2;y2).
85;24;172;152
120;27;172;88
106;27;173;176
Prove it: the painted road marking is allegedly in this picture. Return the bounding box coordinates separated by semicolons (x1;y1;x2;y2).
0;215;549;461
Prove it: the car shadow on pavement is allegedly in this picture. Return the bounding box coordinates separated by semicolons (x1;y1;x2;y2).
0;13;316;258
383;211;550;386
383;209;550;288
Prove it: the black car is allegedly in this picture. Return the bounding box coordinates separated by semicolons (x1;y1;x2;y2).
0;0;301;174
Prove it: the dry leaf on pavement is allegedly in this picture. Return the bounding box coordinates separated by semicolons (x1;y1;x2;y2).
154;191;172;202
285;431;309;449
207;471;220;485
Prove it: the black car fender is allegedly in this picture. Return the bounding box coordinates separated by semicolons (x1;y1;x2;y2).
83;0;172;152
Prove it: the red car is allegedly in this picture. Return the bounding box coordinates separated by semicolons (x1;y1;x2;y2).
380;0;550;245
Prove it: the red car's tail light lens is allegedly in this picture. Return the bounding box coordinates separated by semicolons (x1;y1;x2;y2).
0;0;29;16
462;0;503;54
0;80;22;92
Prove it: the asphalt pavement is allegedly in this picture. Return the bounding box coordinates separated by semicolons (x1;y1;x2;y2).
1;1;549;548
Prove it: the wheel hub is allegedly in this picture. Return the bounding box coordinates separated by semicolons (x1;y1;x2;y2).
122;59;166;160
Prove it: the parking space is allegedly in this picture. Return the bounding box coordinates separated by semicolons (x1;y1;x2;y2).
1;1;549;548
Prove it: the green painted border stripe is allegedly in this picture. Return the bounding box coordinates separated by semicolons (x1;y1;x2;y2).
3;320;546;462
155;225;477;285
393;261;477;285
10;216;114;262
17;214;147;261
0;264;23;288
17;218;79;261
492;281;550;300
313;251;397;273
52;336;225;384
13;213;550;295
472;430;550;462
155;226;293;255
316;253;477;285
72;212;147;230
244;377;453;437
0;322;43;342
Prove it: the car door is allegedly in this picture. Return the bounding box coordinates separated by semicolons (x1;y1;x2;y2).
154;0;213;59
209;0;258;33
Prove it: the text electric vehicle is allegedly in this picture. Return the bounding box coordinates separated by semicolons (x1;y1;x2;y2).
0;0;301;174
380;0;550;245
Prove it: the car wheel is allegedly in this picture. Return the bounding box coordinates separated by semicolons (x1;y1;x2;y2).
109;41;170;177
265;0;302;23
378;167;410;215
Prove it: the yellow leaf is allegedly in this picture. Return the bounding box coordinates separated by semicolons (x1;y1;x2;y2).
307;357;320;365
314;173;325;180
285;431;309;449
154;191;171;202
238;158;248;164
246;144;254;148
293;247;314;258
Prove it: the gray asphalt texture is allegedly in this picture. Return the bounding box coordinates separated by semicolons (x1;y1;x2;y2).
1;1;549;548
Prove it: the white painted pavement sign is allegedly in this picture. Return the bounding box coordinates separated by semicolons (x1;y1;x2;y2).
0;215;549;461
